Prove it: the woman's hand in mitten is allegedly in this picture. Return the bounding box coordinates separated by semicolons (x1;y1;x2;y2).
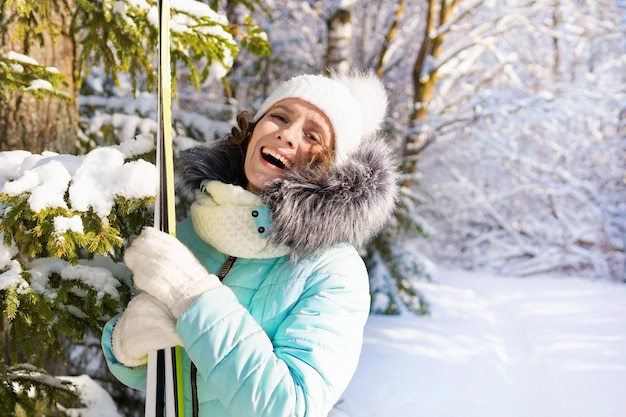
124;227;222;318
111;293;184;368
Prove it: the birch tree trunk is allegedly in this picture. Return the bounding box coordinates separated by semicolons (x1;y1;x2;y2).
324;7;353;74
402;0;459;179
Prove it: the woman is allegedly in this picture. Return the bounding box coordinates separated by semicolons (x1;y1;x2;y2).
102;72;398;417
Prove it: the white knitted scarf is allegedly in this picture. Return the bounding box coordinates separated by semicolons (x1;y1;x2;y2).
190;181;290;259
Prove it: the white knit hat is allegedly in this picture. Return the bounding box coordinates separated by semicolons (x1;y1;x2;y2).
253;72;388;163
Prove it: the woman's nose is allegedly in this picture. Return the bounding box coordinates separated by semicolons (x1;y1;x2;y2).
277;126;297;147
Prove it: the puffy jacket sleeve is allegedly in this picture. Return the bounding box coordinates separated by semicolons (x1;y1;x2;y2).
101;316;148;391
176;247;370;417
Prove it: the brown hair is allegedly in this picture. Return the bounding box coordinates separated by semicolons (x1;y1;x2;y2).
228;111;335;180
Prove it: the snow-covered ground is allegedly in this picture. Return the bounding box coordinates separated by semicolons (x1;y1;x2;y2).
68;269;626;417
337;269;626;417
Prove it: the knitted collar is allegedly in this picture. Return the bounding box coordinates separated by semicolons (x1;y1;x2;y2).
190;181;290;259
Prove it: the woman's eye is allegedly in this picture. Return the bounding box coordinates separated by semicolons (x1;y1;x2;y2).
271;113;287;123
306;132;321;143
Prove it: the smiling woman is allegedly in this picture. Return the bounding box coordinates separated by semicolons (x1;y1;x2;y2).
102;72;399;417
245;98;335;193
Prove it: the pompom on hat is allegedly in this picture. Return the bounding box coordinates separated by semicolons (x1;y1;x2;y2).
253;72;388;163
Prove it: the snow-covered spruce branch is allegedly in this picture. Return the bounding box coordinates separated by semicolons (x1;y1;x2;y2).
0;52;72;101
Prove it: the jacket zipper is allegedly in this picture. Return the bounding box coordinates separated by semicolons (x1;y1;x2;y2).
191;255;237;417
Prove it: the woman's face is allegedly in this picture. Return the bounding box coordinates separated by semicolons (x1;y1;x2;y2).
244;98;334;193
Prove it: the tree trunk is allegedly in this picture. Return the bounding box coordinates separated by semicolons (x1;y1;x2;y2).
324;7;353;75
0;2;79;154
552;1;561;83
402;0;456;179
375;0;406;77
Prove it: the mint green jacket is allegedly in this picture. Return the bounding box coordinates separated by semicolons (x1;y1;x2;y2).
102;217;371;417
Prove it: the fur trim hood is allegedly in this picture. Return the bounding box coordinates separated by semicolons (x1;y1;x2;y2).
176;136;398;259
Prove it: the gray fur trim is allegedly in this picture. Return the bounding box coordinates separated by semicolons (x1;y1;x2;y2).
176;135;399;259
261;135;399;259
175;142;247;200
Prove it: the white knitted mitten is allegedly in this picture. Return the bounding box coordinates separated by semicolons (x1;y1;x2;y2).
111;293;184;368
124;227;222;318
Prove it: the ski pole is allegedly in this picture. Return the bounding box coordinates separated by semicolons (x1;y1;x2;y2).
146;1;185;416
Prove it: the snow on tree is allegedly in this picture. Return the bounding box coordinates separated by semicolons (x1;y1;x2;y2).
401;0;626;280
0;137;160;414
0;0;270;153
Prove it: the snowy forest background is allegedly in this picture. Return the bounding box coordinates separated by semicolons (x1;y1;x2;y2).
0;0;625;415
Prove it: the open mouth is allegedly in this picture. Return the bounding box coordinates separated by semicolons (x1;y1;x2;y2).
261;147;293;170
